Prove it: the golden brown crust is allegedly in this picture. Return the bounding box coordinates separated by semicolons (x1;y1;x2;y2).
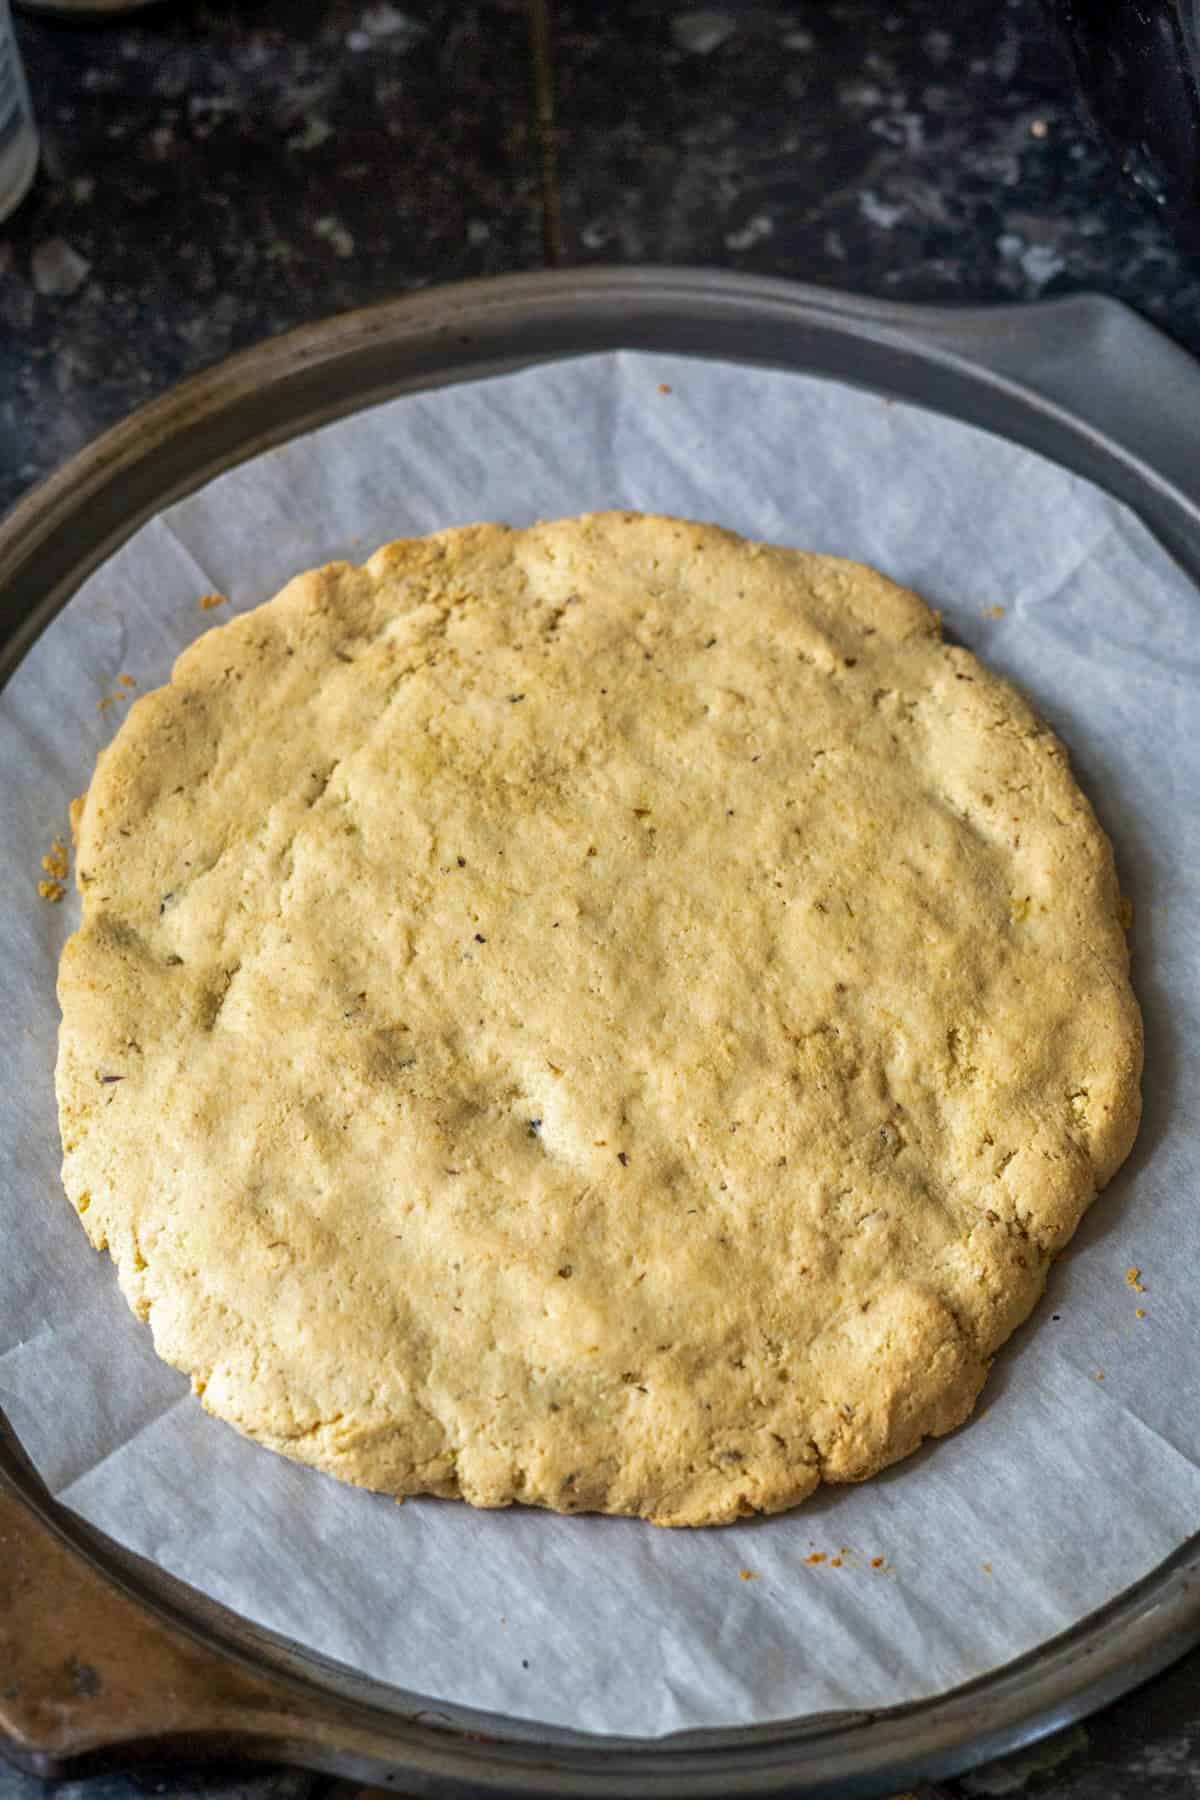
56;513;1142;1525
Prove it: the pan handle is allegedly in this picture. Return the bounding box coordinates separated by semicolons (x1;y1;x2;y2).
0;1485;355;1781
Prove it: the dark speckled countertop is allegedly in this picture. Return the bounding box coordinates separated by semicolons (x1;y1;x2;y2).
2;3;1200;1797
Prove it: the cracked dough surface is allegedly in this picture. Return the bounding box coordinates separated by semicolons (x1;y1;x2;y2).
56;512;1142;1526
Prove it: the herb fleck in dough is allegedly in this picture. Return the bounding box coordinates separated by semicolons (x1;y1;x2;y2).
56;513;1142;1526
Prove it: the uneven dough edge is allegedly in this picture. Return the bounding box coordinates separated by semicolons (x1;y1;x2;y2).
56;512;1143;1527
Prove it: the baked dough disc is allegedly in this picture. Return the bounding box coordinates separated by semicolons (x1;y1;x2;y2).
57;513;1142;1526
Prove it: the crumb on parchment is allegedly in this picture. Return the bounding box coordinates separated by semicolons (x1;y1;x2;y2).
42;839;67;881
801;1549;887;1572
199;591;229;611
38;836;68;903
738;1568;757;1582
1127;1266;1145;1293
984;604;1005;620
657;383;672;395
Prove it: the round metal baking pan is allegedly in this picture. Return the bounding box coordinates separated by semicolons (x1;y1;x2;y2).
3;267;1200;1797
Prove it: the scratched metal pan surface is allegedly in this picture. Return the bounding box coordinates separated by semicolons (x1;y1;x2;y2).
2;269;1199;1798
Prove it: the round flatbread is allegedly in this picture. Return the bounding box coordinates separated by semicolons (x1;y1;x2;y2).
56;513;1142;1526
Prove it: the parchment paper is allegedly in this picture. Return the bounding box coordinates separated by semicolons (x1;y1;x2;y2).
2;351;1198;1739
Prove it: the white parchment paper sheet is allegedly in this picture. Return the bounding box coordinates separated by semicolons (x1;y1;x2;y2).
2;352;1197;1738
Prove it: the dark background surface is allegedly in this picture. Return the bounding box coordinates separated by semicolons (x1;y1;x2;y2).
2;2;1200;1796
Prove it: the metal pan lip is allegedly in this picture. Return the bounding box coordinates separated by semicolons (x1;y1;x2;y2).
4;265;1198;1796
6;1421;1200;1797
6;265;1200;690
